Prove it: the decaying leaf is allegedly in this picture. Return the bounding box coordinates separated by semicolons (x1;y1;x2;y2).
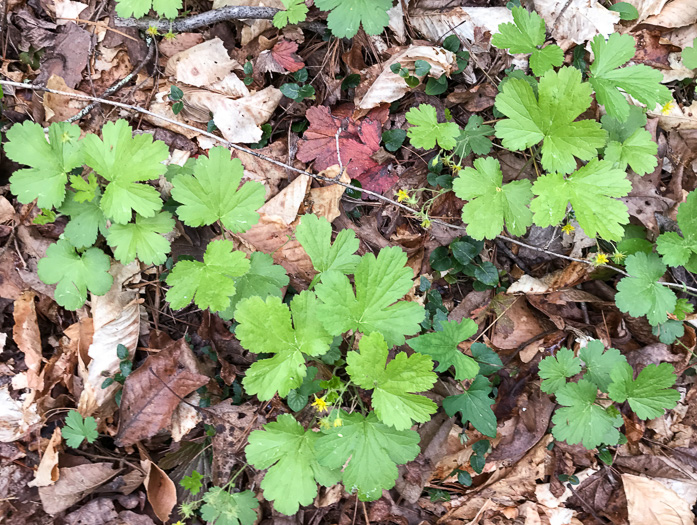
533;0;619;50
622;473;695;525
38;462;120;515
296;106;397;193
13;291;43;392
78;262;140;417
141;459;177;523
0;386;41;442
115;338;208;447
270;40;305;73
28;427;61;487
410;8;513;46
354;45;456;117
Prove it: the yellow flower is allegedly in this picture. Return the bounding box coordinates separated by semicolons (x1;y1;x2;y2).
561;223;575;235
319;418;331;429
311;396;328;412
332;417;343;427
396;189;409;203
661;100;675;115
164;31;177;40
146;25;160;36
421;218;431;229
593;252;609;266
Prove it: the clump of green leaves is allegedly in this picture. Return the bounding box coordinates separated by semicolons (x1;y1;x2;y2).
273;0;308;29
314;0;391;38
280;68;316;102
406;104;460;150
539;340;679;449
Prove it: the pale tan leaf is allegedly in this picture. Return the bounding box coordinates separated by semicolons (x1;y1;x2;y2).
171;393;202;442
622;0;670;23
354;46;455;116
78;262;140;417
533;0;619;50
643;0;697;29
622;473;695;525
114;339;208;447
28;427;61;487
166;37;242;89
12;291;43;391
141;459;177;523
0;385;40;442
308;166;350;223
0;195;15;223
38;463;120;515
51;0;88;25
410;7;513;44
651;100;697;130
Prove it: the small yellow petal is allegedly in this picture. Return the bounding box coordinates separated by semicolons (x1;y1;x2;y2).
593;253;609;266
561;223;575;235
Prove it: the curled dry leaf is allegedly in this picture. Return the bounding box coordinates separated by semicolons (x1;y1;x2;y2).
651;99;697;131
308;166;351;223
51;0;88;25
533;0;619;50
114;338;208;447
623;0;670;24
622;473;695;525
13;291;43;392
44;75;88;122
354;45;456;117
171;393;201;442
410;7;513;46
0;385;40;442
643;0;697;29
141;459;177;523
212;0;283;46
28;427;61;488
38;462;120;515
78;262;140;417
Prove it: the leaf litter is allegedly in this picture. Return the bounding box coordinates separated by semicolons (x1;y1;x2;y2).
1;0;697;524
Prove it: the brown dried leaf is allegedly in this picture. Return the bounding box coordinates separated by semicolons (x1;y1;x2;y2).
38;463;120;515
166;37;242;89
643;0;697;28
28;427;61;487
204;401;265;485
43;75;88;122
490;295;547;350
115;339;208;447
13;291;43;391
622;473;695;525
0;386;41;442
141;459;177;523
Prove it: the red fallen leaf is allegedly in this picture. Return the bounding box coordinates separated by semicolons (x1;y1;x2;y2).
297;106;397;193
114;338;208;447
271;40;305;73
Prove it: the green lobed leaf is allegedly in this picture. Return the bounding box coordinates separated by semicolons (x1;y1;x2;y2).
579;340;627;393
495;67;607;174
589;33;671;121
235;292;333;400
346;332;437;430
6;121;83;209
218;252;289;320
315;247;425;347
314;0;392;38
471;343;503;376
491;6;563;76
115;0;181;19
38;240;113;310
604;128;658;176
180;471;204;495
615;252;677;326
82;120;169;224
296;214;360;276
273;0;308;28
172;146;266;233
200;488;258;525
551;379;623;449
656;191;697;272
106;212;175;265
683;38;697;69
608;362;680;420
538;348;581;394
63;410;99;448
608;2;639;20
530;159;631;240
59;190;107;249
407;319;479;380
442;375;497;437
453;156;533;239
246;414;340;515
165;240;250;313
405;104;460;150
453;115;494;159
315;411;420;501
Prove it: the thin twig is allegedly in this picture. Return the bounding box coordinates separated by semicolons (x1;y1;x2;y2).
114;5;279;32
67;36;155;123
2;79;697;295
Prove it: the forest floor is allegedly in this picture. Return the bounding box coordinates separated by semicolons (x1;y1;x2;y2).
1;0;697;524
